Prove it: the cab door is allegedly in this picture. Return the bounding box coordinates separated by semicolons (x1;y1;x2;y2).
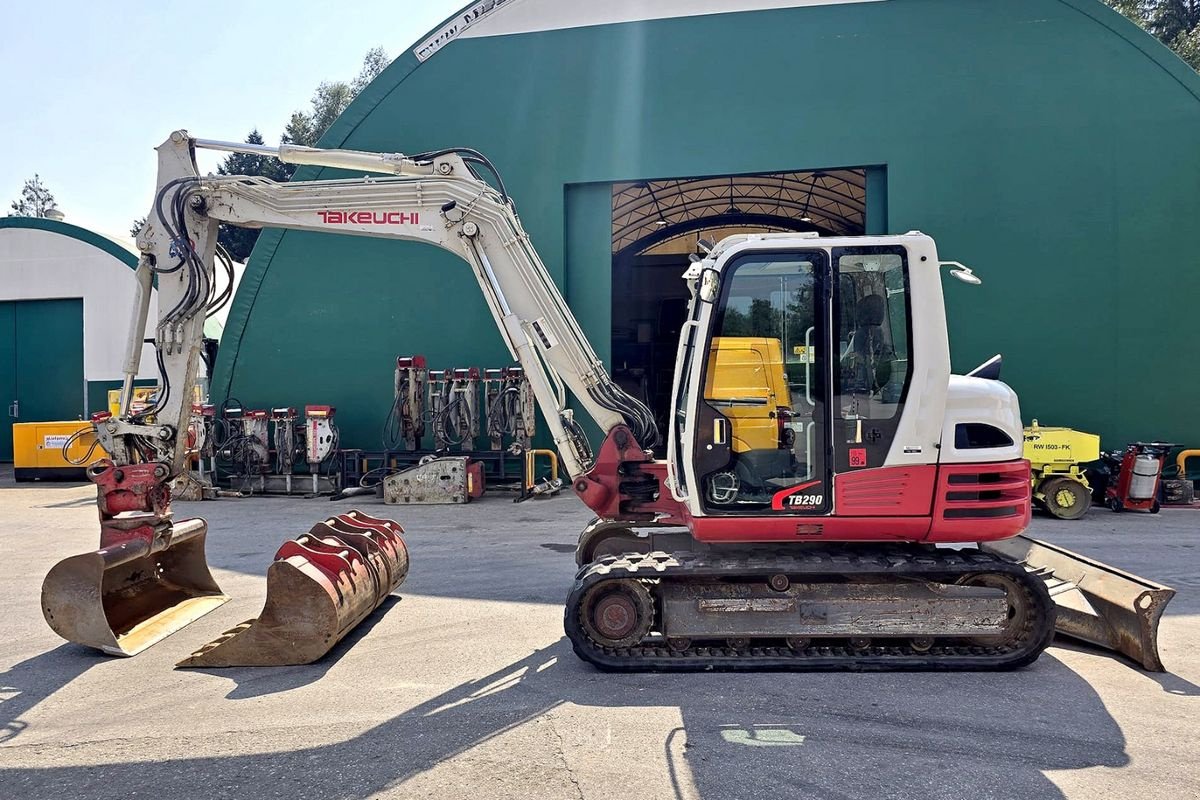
831;246;913;474
678;250;832;515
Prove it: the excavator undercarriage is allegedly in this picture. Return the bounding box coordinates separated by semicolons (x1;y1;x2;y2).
569;521;1173;671
566;546;1055;671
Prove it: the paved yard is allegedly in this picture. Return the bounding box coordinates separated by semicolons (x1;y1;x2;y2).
0;472;1196;799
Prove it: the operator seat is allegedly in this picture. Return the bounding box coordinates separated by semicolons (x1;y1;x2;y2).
842;294;893;396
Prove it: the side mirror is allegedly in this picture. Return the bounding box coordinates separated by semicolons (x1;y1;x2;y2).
940;261;982;286
699;268;721;303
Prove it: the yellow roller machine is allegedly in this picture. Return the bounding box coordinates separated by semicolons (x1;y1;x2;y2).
1023;421;1100;520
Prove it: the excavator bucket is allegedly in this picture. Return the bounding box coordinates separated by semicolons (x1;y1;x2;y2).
982;535;1175;672
177;511;408;668
41;517;229;657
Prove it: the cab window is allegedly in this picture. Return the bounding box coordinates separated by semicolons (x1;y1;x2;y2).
836;251;910;421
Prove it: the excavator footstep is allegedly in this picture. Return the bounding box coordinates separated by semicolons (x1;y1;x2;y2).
982;535;1174;672
41;517;229;657
177;511;408;668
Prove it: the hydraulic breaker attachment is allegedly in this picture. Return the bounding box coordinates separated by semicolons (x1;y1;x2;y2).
383;456;485;504
177;511;408;668
41;460;229;656
982;535;1175;672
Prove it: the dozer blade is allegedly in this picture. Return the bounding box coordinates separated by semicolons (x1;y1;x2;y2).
177;511;408;668
41;518;229;657
982;535;1175;672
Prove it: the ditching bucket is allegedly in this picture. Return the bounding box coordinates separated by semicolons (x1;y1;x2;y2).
41;517;229;657
983;535;1175;672
177;511;408;668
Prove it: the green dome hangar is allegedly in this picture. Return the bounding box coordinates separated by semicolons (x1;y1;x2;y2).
213;0;1200;453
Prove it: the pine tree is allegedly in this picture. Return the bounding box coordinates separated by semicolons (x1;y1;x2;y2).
9;175;56;217
214;130;289;261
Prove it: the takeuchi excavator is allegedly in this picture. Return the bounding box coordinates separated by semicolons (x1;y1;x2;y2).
40;131;1174;672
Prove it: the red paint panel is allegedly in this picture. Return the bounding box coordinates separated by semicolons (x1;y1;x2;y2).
574;427;686;524
928;460;1031;543
834;465;938;516
687;460;1031;545
688;514;932;543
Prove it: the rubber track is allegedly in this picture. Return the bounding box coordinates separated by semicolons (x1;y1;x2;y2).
564;547;1056;672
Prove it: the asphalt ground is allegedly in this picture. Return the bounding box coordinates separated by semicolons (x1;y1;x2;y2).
0;471;1196;800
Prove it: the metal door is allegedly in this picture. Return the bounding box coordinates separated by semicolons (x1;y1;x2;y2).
0;303;15;460
1;299;86;461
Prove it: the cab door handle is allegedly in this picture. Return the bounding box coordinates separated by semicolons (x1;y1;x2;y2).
713;417;728;446
7;400;17;419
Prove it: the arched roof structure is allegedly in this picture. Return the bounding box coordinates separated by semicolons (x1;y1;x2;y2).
0;217;137;269
213;0;1200;448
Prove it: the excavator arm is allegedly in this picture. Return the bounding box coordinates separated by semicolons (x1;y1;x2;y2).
103;130;658;482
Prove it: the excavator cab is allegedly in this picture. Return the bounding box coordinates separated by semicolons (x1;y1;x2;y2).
642;233;1171;671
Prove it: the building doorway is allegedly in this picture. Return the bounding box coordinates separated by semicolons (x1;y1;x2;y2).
1;298;85;461
610;168;871;430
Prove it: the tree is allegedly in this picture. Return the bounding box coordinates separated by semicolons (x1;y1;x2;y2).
129;48;392;260
1147;0;1200;68
352;46;390;94
1106;0;1144;20
216;129;289;182
281;47;390;153
214;129;290;261
9;174;56;217
1105;1;1200;70
130;217;146;238
1174;23;1200;67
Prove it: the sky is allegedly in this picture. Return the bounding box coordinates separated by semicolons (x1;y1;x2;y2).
0;0;466;241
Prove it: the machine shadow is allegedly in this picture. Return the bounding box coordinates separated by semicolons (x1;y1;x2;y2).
1049;640;1200;696
29;496;94;508
184;595;404;700
0;645;107;745
0;640;1128;800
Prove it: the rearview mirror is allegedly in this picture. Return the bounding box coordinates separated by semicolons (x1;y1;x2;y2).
940;261;982;286
699;268;720;303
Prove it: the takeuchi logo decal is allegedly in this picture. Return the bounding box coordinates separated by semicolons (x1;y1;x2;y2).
416;0;517;62
317;211;420;225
